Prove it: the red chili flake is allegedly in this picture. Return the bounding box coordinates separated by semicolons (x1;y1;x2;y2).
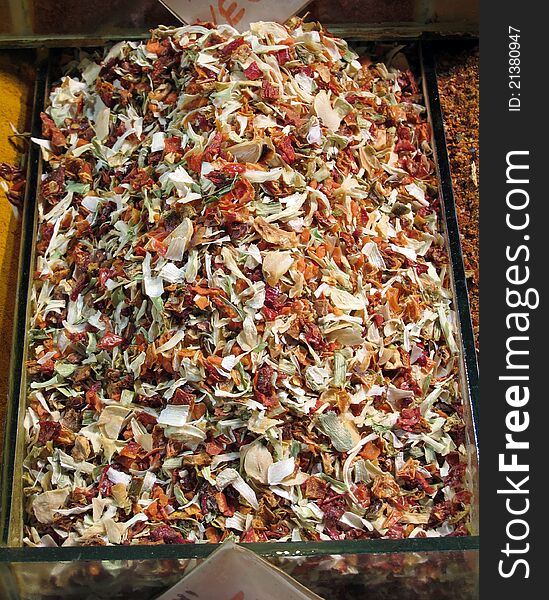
329;81;341;95
244;61;262;80
397;126;411;141
172;387;195;405
400;154;432;179
276;48;290;65
253;364;275;397
205;441;224;456
38;359;56;375
241;528;262;542
72;242;93;269
395;139;416;153
414;471;435;495
204;361;224;383
220;37;247;56
97;466;113;496
96;80;115;108
222;163;247;175
396;406;421;431
206;171;228;186
232;177;254;201
373;314;384;328
345;93;361;104
119;441;142;459
322;494;346;534
264;286;285;310
256;391;279;408
353;483;372;509
149;525;187;544
163;136;182;155
136;411;157;426
415;352;428;367
70;275;88;301
303;476;327;500
123;167;154;191
302;321;326;351
203;132;224;162
84;382;99;406
276;137;296;164
261;80;280;100
444;463;467;489
38;421;61;444
40;223;55;245
98;332;125;350
186;151;203;173
385;524;406;539
431;501;452;524
40;112;67;148
261;306;279;321
414;263;429;275
454;490;472;505
147;236;167;256
216;491;235;517
98;267;113;288
416;122;432;144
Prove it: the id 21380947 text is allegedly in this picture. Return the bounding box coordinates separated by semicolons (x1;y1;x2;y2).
508;26;521;112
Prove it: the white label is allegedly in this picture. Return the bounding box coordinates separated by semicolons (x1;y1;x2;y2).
160;0;312;30
154;542;323;600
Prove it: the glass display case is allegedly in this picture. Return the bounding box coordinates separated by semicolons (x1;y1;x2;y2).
0;4;479;598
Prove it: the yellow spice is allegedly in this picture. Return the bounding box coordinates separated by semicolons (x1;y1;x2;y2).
0;50;34;456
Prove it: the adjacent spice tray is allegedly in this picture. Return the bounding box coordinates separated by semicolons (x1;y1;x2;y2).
0;41;479;600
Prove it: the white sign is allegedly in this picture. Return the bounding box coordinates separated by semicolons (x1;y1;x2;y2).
154;542;323;600
160;0;312;30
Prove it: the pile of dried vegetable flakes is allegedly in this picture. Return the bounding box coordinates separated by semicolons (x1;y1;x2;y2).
23;20;471;547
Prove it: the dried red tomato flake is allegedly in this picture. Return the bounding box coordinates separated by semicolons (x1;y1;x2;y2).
206;171;228;186
396;406;421;431
385;524;406;539
276;48;291;65
38;421;61;444
244;61;262;80
261;306;279;321
98;332;125;350
373;314;384;328
149;525;187;544
253;364;275;396
186;151;203;173
220;37;247;56
414;263;429;275
99;267;113;288
203;133;224;162
302;321;326;351
97;466;113;496
261;80;280;100
276;136;296;164
205;441;224;456
163;136;182;155
70;275;88;301
222;163;247;175
172;387;195;405
147;236;167;256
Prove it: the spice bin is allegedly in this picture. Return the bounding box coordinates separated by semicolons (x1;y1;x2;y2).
0;3;479;599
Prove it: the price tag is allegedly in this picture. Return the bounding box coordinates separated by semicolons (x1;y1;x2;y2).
154;542;323;600
159;0;312;30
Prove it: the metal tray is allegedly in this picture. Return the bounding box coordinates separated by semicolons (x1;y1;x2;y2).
0;41;479;600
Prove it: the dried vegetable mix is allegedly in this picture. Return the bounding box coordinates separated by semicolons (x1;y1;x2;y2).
23;21;471;547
